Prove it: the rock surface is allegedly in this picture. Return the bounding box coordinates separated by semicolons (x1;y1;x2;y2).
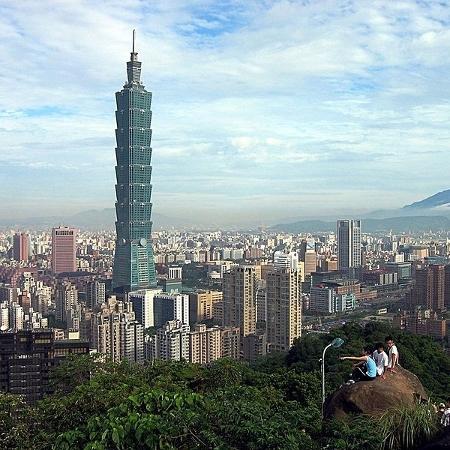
324;366;428;420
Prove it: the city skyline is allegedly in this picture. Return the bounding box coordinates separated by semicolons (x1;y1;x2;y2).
2;1;450;224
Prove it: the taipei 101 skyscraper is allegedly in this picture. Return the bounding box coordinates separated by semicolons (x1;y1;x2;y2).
113;31;157;293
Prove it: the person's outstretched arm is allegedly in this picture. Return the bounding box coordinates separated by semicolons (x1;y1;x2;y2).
340;356;367;362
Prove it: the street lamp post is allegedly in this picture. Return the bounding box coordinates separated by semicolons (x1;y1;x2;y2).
321;337;344;417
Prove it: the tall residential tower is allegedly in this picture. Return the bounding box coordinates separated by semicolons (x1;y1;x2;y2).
337;219;361;270
113;31;157;293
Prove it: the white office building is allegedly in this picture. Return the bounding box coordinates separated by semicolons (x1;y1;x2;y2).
129;288;162;329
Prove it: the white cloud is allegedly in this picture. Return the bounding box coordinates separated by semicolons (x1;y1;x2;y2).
1;0;450;222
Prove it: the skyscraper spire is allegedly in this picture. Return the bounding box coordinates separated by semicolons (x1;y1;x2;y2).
130;29;138;62
127;29;141;85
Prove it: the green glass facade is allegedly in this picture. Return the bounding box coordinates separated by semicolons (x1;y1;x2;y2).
113;46;156;292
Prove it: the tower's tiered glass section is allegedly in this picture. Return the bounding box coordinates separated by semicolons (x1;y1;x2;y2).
113;40;156;292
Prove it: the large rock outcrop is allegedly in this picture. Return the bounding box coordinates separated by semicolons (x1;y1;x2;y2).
325;366;428;420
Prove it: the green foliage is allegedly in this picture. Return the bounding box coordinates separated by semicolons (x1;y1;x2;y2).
56;390;205;449
2;322;449;449
378;401;440;450
50;360;321;449
0;393;30;450
322;415;380;450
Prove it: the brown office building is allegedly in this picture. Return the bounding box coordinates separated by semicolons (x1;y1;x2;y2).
445;265;450;310
413;265;445;311
52;226;77;274
12;232;29;262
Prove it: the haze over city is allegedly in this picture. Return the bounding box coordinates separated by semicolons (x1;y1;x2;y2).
1;0;450;226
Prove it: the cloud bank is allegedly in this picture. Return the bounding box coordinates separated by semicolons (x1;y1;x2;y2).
1;0;450;224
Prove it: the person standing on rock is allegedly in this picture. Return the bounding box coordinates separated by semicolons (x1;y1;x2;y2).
340;346;377;383
385;336;399;373
372;342;389;379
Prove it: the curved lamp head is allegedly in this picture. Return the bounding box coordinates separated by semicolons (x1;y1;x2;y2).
331;337;344;348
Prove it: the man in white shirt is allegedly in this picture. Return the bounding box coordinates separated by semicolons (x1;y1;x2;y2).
385;336;399;373
372;343;389;378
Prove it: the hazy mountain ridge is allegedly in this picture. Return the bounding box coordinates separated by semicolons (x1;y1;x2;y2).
272;216;450;233
403;189;450;210
2;190;450;231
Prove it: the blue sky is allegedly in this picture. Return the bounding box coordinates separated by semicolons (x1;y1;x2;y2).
1;0;450;225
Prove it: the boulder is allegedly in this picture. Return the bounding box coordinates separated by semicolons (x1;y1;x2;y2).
324;366;428;420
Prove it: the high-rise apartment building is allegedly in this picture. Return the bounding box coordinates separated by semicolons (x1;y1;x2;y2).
31;283;51;315
266;269;301;352
0;303;9;330
189;290;223;324
221;327;241;359
413;265;445;311
13;232;29;262
255;282;267;324
148;320;190;361
0;285;17;304
243;329;267;361
337;220;361;270
52;227;77;274
9;303;24;330
147;321;240;364
112;32;156;293
223;266;257;338
189;324;222;364
86;280;106;309
55;281;78;323
445;265;450;310
92;297;144;363
393;310;447;339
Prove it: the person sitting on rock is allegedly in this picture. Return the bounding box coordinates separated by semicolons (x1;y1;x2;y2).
385;336;399;373
372;342;389;379
340;346;377;384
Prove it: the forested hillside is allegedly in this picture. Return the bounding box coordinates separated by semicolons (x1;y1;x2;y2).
1;322;449;450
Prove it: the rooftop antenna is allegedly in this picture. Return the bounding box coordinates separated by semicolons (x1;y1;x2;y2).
130;29;138;61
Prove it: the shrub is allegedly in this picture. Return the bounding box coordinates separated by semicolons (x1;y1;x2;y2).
378;401;440;450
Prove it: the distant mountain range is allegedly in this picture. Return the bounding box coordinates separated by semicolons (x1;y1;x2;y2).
271;189;450;232
403;189;450;210
2;190;450;232
271;215;450;233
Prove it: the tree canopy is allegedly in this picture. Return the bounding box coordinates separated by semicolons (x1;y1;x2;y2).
0;321;448;450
